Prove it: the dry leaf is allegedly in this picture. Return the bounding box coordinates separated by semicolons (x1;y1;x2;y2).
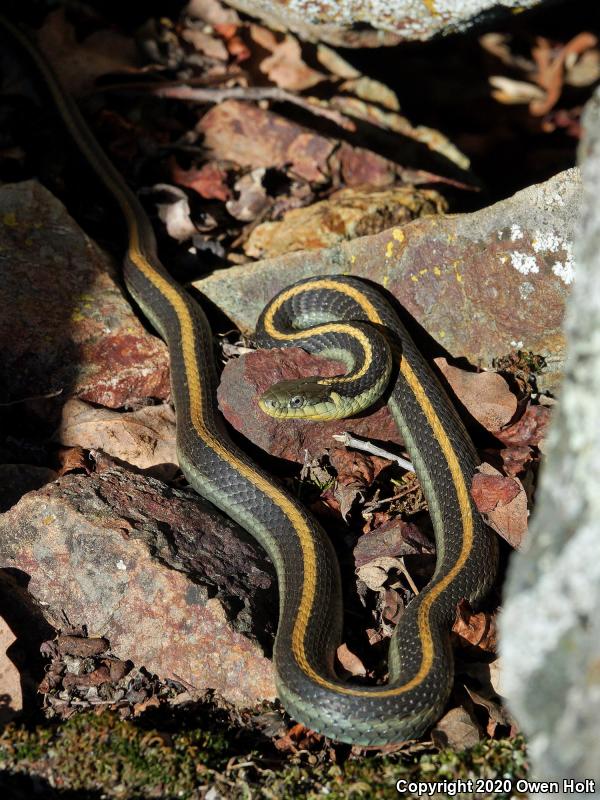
495;403;551;448
471;472;521;513
453;600;497;652
58;399;177;476
431;706;482;750
181;27;229;61
226;168;271;221
435;359;518;432
260;35;326;91
337;643;367;678
172;159;232;202
489;75;546;105
476;463;528;548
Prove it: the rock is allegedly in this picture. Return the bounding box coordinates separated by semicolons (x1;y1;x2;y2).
196;168;580;394
0;463;276;706
217;346;402;461
0;181;169;408
222;0;544;47
500;88;600;788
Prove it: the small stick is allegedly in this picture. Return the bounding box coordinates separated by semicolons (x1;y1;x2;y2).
154;84;356;131
332;431;414;472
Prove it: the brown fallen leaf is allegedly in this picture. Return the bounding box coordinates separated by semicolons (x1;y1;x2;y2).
453;600;497;652
171;159;232;202
435;359;518;432
471;472;521;513
431;706;482;750
181;27;229;61
58;399;177;477
337;643;367;678
57;446;89;476
227;168;271;221
495;402;551;448
329;448;388;520
354;520;433;568
274;722;322;752
531;32;598;116
475;463;528;548
133;695;161;717
62;665;111;689
259;35;326;91
197;100;336;183
465;686;514;738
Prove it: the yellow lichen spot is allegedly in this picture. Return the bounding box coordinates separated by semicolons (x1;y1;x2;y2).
3;212;18;227
71;311;85;322
385;241;394;259
439;330;446;339
382;275;389;288
411;275;418;282
350;254;356;264
392;228;405;243
42;515;55;525
421;0;439;15
419;268;428;275
455;272;463;283
433;266;441;276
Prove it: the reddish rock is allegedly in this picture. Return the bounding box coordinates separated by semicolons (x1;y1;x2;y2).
0;463;276;706
0;181;169;408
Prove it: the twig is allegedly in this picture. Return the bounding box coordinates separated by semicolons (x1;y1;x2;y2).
332;431;414;472
154;84;357;132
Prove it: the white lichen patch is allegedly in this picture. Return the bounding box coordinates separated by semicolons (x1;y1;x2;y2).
531;230;575;284
532;230;562;253
510;251;539;275
510;224;524;241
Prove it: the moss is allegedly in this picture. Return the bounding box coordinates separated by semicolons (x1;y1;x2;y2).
0;712;528;799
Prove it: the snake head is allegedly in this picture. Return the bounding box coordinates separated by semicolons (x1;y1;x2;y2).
259;378;345;420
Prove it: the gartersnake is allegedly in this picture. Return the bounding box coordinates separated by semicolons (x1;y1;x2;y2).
1;15;498;745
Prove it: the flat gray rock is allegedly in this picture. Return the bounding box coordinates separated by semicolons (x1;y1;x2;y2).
196;168;580;394
223;0;545;47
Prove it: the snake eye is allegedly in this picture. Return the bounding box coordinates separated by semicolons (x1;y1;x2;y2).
289;395;305;409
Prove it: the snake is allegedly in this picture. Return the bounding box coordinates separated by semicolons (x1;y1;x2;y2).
1;15;498;745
